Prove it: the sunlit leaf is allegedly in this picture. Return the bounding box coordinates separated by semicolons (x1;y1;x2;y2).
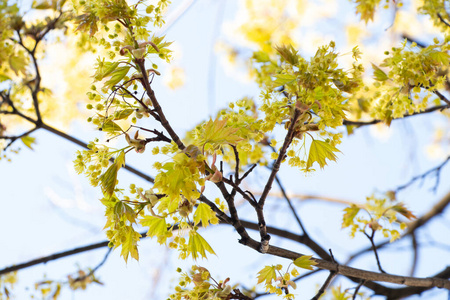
306;140;341;170
21;136;36;150
197;117;243;151
256;265;276;285
193;203;213;228
188;230;216;260
342;204;360;228
372;63;389;81
140;216;168;238
101;119;123;133
120;226;141;263
293;255;317;270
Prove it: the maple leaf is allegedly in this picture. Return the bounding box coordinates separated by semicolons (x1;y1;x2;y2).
197;117;243;151
193;203;214;228
100;151;125;196
293;255;317;270
390;203;417;220
120;226;141;263
306;140;341;170
342;204;360;228
140;216;168;238
256;265;277;285
188;230;216;260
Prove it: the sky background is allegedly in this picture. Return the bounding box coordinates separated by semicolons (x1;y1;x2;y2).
1;0;450;299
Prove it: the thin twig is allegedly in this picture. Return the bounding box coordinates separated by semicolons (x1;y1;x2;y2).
396;156;450;193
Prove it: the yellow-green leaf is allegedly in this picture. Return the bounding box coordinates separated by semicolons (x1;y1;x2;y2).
188;230;216;260
120;226;141;263
101;119;123;133
274;44;299;65
372;63;389;81
113;109;134;120
21;136;36;150
293;255;317;270
306;140;341;170
197;117;243;151
342;204;360;228
256;265;276;285
140;216;168;238
99;151;125;196
193;203;213;228
273;74;296;86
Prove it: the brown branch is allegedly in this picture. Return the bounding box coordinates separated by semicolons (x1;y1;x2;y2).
346;191;450;265
135;58;186;151
396;156;450;193
343;104;449;127
238;238;450;290
311;270;336;300
259;109;300;207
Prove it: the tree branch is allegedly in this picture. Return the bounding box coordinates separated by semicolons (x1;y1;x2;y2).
343;104;450;127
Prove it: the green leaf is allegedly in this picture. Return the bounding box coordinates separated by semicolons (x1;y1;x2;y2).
113;109;135;120
9;53;28;75
93;60;120;82
193;203;213;228
102;66;130;92
253;51;270;63
427;50;450;65
256;265;277;285
101;119;123;133
197;117;243;151
273;74;296;86
293;255;317;270
140;216;168;238
114;201;136;223
188;230;216;260
342;204;360;228
21;136;36;150
306;140;341;170
120;226;141;263
274;44;299;65
371;63;389;81
32;0;52;9
99;151;125;196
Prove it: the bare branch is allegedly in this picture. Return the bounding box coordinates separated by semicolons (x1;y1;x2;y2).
396;156;450;193
343;104;449;127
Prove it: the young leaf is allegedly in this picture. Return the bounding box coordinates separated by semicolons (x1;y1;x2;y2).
273;74;296;86
120;226;141;263
293;255;317;270
113;109;135;120
256;265;277;285
101;119;123;133
140;216;168;238
342;204;360;228
390;203;417;220
188;230;216;260
21;136;36;150
99;151;125;196
193;203;213;228
371;63;389;81
274;44;299;65
197;117;243;151
306;140;341;170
